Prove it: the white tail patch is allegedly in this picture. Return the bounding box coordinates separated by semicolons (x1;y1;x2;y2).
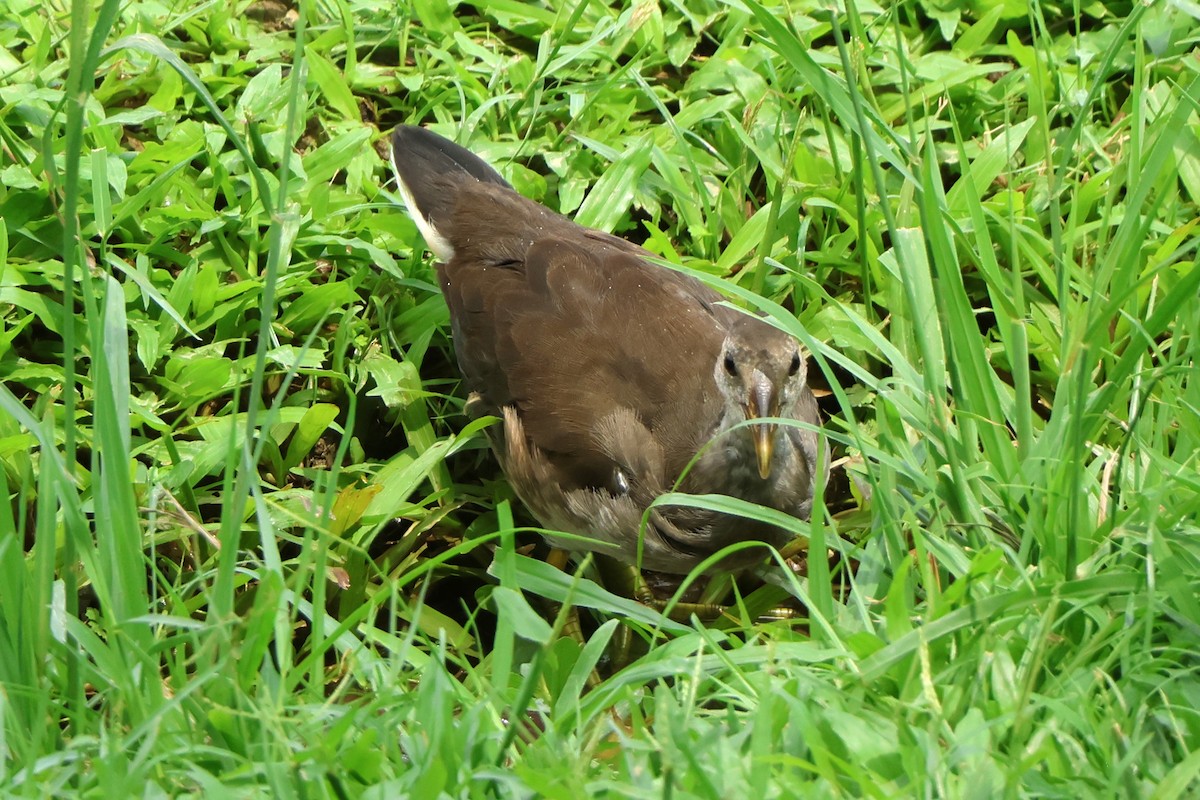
389;148;455;261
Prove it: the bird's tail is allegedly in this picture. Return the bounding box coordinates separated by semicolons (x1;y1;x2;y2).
389;125;511;260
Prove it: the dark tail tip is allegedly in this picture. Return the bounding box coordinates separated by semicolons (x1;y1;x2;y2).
389;126;511;260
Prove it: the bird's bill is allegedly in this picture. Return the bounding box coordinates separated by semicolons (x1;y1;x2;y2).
752;424;775;479
747;379;777;479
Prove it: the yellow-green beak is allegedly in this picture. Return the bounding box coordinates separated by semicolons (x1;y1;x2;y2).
753;424;775;479
747;380;777;479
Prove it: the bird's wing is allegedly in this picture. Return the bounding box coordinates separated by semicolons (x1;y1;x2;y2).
438;183;727;491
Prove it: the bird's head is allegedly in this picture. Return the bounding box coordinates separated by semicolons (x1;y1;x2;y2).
713;318;808;479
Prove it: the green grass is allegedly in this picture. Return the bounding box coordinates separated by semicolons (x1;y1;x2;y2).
2;0;1199;795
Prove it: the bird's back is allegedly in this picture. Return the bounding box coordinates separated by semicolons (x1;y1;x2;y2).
432;178;733;491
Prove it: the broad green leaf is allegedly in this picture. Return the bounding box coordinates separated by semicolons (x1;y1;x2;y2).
282;402;340;474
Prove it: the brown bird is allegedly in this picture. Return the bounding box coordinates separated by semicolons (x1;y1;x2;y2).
389;125;827;573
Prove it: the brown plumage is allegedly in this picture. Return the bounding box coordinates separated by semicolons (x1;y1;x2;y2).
389;125;827;573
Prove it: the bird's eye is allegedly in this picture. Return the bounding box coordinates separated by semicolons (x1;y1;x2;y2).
788;353;802;376
723;354;738;377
